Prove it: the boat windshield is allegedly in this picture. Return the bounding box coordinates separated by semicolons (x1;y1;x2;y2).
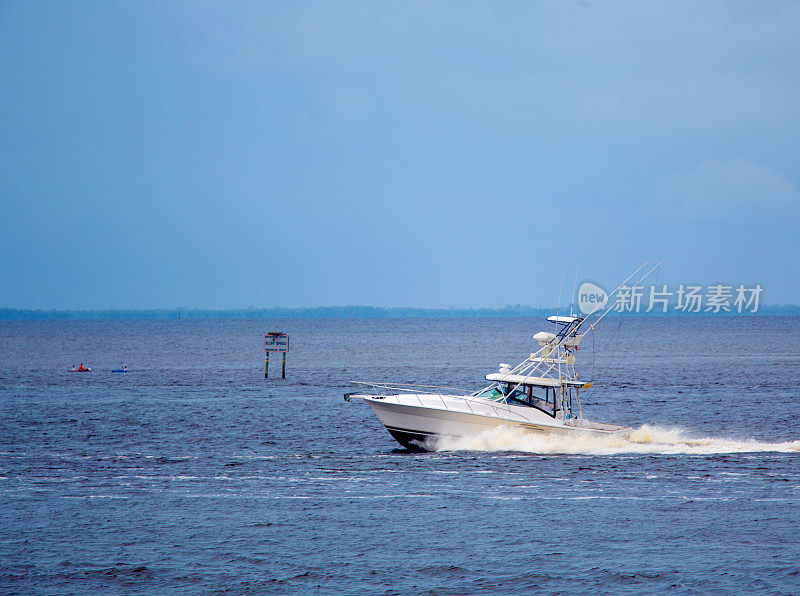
476;383;561;417
476;385;529;406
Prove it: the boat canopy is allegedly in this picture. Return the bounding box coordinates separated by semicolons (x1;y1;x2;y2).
546;315;581;324
485;372;588;387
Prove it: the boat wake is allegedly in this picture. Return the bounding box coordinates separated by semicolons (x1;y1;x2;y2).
433;425;800;455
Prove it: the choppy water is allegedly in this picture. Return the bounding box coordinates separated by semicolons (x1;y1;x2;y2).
1;317;799;594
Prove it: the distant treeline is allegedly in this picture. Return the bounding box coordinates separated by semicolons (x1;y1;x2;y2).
1;304;799;320
0;305;552;320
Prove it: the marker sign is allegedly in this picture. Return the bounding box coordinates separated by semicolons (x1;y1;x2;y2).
264;333;289;353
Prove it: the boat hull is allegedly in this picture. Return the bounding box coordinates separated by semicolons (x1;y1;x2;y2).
364;395;627;451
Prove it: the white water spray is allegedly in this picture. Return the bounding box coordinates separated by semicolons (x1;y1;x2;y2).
434;425;800;455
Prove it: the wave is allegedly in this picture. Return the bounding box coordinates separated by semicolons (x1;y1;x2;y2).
433;424;800;455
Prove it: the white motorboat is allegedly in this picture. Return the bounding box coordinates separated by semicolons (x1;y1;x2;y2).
345;265;658;450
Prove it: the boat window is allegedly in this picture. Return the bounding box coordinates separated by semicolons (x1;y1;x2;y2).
476;387;505;401
529;385;550;405
477;384;530;406
504;386;528;405
477;384;558;411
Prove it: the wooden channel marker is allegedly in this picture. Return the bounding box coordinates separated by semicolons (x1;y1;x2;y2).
264;332;289;378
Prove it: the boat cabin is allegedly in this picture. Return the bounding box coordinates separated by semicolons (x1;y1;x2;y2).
479;372;589;419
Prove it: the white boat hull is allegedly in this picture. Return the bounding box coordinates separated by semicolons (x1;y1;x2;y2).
360;393;628;450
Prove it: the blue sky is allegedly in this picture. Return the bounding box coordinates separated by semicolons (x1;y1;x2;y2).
1;2;798;309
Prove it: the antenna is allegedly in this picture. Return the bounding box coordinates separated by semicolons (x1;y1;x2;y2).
569;265;579;318
555;262;566;325
555;263;566;382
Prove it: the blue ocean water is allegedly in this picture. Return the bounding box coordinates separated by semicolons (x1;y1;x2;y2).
1;317;799;594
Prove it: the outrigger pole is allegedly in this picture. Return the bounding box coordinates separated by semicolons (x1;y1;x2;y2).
493;262;653;379
575;260;663;339
470;262;662;410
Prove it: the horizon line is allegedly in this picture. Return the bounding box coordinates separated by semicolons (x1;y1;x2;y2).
1;304;799;320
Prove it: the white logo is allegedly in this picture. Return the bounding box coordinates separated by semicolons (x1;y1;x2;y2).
577;282;609;315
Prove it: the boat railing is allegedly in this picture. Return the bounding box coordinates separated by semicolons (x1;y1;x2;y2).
351;381;525;419
351;380;474;396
